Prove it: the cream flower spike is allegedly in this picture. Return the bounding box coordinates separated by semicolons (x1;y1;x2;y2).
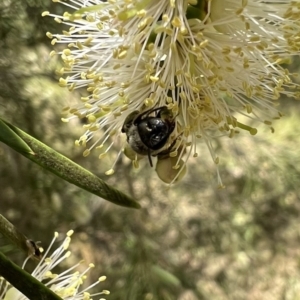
43;0;300;186
1;231;109;300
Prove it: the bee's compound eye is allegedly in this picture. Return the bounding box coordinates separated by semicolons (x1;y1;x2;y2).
137;118;170;150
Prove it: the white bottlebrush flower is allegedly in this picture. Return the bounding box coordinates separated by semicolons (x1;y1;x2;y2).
43;0;300;185
1;231;109;300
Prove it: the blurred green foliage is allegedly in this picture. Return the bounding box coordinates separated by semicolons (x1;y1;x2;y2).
1;1;300;299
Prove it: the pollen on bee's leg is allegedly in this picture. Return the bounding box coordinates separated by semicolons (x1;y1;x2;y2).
155;155;187;184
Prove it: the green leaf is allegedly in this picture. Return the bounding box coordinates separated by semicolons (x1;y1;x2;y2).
0;119;34;155
0;251;63;300
151;265;181;287
0;118;140;209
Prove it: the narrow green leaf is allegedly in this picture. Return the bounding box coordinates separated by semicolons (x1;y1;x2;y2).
0;251;63;300
151;265;181;287
0;118;140;209
0;119;34;155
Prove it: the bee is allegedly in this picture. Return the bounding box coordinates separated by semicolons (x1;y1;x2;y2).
25;239;43;260
122;106;176;167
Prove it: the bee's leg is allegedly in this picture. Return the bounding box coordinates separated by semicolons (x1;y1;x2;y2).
148;148;153;167
156;133;182;160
